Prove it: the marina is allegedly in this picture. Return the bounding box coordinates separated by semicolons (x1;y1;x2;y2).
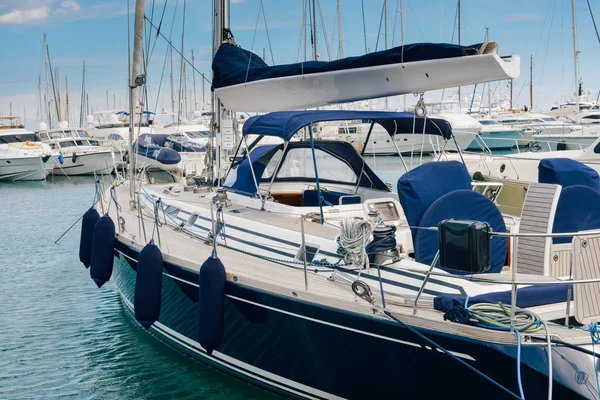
2;0;600;399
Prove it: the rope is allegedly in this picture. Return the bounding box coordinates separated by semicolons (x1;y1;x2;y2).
384;311;521;399
584;322;600;397
151;198;163;240
339;218;372;271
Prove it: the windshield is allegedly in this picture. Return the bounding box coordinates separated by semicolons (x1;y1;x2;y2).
0;133;40;144
185;130;210;138
479;120;499;126
273;148;357;184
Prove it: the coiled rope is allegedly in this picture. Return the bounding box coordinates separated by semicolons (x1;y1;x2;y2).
339;218;372;271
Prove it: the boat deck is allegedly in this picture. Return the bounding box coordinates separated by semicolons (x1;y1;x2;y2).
107;183;593;347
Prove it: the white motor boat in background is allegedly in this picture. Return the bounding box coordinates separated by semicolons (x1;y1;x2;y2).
38;123;116;176
0;117;54;181
467;119;524;151
318;112;478;155
86;110;156;168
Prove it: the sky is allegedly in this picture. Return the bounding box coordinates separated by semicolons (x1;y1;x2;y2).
1;0;599;129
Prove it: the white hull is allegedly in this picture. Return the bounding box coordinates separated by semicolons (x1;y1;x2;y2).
216;54;520;112
0;155;53;181
53;151;116;176
533;134;599;151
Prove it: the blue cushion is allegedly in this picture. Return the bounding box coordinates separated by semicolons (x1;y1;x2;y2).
538;158;600;192
433;284;572;313
414;190;507;274
553;185;600;244
303;190;361;206
397;161;472;239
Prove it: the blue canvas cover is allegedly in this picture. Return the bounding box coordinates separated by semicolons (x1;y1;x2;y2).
134;134;181;165
552;185;600;244
538;158;600;192
164;135;205;153
212;42;484;90
397;161;472;239
433;284;572;313
242;110;452;142
223;141;389;196
414;190;508;274
224;145;279;195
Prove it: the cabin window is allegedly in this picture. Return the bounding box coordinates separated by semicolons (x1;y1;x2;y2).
164;205;180;217
338;127;358;134
263;149;283;179
59;141;76;148
0;133;39;144
276;148;357;184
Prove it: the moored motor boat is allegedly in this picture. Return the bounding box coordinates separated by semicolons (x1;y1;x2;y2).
0;116;54;181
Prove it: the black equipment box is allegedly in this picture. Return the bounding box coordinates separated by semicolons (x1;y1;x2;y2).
438;219;491;274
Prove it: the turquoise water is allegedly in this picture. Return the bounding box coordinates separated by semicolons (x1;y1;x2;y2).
0;156;411;399
0;177;279;399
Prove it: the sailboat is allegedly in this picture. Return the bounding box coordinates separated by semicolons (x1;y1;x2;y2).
81;1;600;399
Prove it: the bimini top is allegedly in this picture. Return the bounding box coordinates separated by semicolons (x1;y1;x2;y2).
213;42;489;90
242;110;453;142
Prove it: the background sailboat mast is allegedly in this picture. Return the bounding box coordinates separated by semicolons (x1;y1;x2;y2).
457;0;461;102
571;0;580;120
129;0;146;200
312;0;317;60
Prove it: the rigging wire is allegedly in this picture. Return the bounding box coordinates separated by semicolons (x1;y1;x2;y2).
144;16;212;86
587;0;600;45
260;0;276;65
361;0;368;53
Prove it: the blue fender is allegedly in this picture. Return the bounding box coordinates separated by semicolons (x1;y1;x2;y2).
134;241;164;329
198;256;226;355
90;215;116;288
79;208;100;268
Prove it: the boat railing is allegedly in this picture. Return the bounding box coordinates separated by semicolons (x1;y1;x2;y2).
403;227;600;332
464;135;588;154
297;213;600;332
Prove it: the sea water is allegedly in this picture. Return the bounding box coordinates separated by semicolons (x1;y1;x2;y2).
0;156;413;399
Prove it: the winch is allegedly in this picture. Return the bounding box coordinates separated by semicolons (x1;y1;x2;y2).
366;224;399;266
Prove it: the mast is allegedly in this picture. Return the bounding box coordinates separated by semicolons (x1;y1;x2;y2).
312;0;317;60
80;61;86;128
213;0;230;183
66;75;71;126
170;44;176;117
336;0;343;58
571;0;580;119
56;67;62;123
129;0;147;200
384;0;388;50
510;79;513;110
457;0;461;102
486;28;491;114
192;49;198;111
38;77;43;125
529;53;533;111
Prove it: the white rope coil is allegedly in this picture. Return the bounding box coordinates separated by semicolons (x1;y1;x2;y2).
339;218;372;271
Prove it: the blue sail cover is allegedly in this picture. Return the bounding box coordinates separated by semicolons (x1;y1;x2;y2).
242;110;452;142
538;158;600;192
212;42;484;90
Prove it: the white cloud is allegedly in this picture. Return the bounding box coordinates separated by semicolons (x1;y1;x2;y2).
0;6;49;24
60;1;80;11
